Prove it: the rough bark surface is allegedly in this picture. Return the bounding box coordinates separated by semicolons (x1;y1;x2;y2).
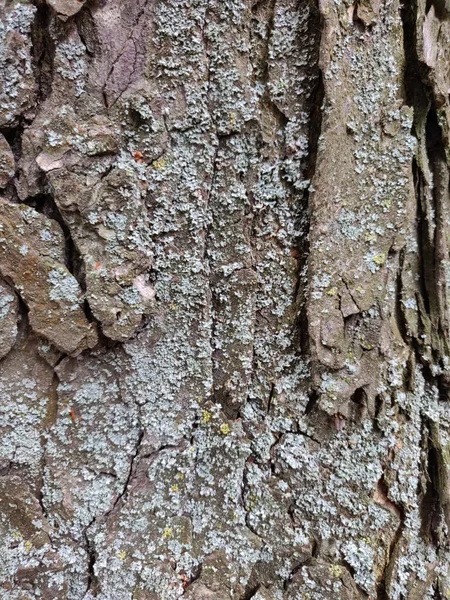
1;0;450;598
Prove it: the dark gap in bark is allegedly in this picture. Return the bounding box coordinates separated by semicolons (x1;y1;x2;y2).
400;0;427;108
21;191;111;339
349;386;367;422
31;0;55;103
437;371;450;401
282;558;312;591
82;429;145;595
425;107;450;350
22;193;86;292
189;420;199;446
215;389;242;421
82;299;119;348
374;394;384;419
108;429;144;515
0;120;29;203
412;160;430;316
295;69;324;358
240;584;260;600
336;559;370;598
351;2;369;31
426;420;450;537
75;5;96;58
430;0;450;20
84;526;98;596
350;387;365;406
404;352;416;393
0;124;25;166
266;381;275;415
434;585;444;600
181;563;202;593
304;389;318;415
375;565;390;598
420;422;441;546
15;294;30;333
402;0;450;364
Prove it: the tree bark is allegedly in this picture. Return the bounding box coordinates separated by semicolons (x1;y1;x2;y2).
0;0;450;598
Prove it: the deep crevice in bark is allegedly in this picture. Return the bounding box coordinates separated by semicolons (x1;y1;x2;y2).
294;62;324;362
82;428;144;596
84;524;98;596
31;0;56;103
22;193;86;290
421;420;443;546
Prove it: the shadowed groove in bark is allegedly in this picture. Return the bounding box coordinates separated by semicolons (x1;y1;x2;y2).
402;0;450;374
420;420;442;546
397;3;450;593
82;427;144;596
31;0;55;103
295;67;324;359
84;522;98;596
22;193;87;289
401;0;448;358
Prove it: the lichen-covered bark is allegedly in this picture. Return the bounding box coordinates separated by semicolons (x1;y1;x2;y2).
1;0;450;598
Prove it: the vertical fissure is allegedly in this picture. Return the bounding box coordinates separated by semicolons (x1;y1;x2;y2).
399;2;450;591
401;0;450;364
294;66;324;358
31;0;55;103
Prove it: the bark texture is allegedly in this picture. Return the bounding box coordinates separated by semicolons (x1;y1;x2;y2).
1;0;450;598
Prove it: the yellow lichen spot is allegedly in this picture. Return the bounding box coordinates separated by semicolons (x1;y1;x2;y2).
169;302;178;311
360;340;373;350
220;423;231;435
202;410;212;423
229;112;237;126
373;253;386;266
327;287;337;296
328;564;343;578
177;472;184;480
24;541;32;553
153;157;167;170
12;531;23;541
117;550;127;560
355;285;365;295
365;233;377;243
163;527;173;539
171;484;179;493
246;494;258;510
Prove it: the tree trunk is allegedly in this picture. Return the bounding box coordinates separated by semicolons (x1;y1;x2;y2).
0;0;449;597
